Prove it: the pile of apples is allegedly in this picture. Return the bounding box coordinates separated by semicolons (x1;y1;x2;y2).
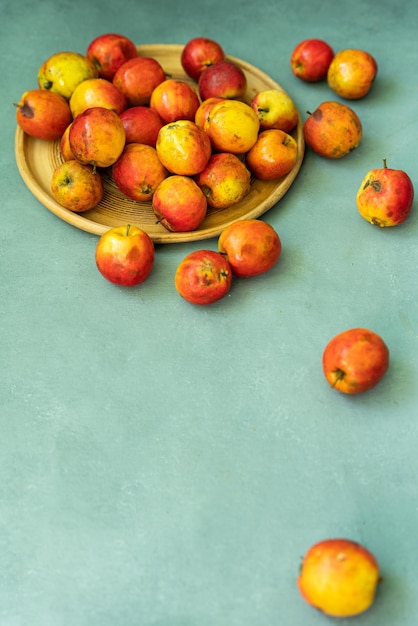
15;33;301;234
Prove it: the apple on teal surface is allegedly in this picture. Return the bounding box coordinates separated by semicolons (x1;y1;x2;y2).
290;38;334;82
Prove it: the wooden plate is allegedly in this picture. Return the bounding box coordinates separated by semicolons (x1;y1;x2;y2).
15;44;305;244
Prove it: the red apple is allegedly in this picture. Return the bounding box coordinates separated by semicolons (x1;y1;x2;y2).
69;77;127;118
245;129;298;181
15;89;72;141
303;101;362;159
113;56;166;106
69;106;126;168
327;48;378;99
86;33;138;80
198;60;247;100
356;159;414;227
218;219;281;277
181;37;225;81
150;79;200;123
290;38;335;82
249;88;299;133
50;159;104;212
297;538;380;617
156;119;212;176
112;143;168;202
322;327;390;394
119;106;164;146
95;224;155;286
152;175;207;232
175;250;233;305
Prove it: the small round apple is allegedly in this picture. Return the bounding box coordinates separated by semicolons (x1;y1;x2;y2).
86;33;138;80
95;224;155;287
218;219;282;277
119;106;164;146
175;250;232;305
322;327;389;394
198;60;247;100
303;101;362;159
113;56;166;107
51;160;104;212
156;120;212;176
15;89;72;141
203;99;260;154
194;152;251;209
327;49;378;99
112;143;168;202
150;79;201;123
37;51;98;100
290;38;334;82
69;77;127;118
297;538;380;617
152;175;207;232
69;106;126;168
356;159;414;227
246;129;298;181
249;89;299;133
181;37;225;81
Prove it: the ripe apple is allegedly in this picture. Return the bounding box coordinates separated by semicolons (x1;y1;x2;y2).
69;77;127;118
181;37;225;81
198;59;247;100
156;120;212;176
290;38;335;82
113;56;166;107
175;250;232;305
356;159;414;227
152;175;207;232
297;538;380;618
249;88;299;133
37;51;98;100
218;219;281;277
15;89;72;141
322;327;389;394
194;152;251;209
69;106;126;168
95;224;155;287
112;143;168;202
150;79;200;123
203;99;260;154
328;49;378;99
50;159;104;212
86;33;138;80
119;106;164;146
303;101;362;159
246;129;298;180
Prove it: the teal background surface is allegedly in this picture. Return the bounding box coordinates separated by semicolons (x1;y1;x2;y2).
1;0;418;624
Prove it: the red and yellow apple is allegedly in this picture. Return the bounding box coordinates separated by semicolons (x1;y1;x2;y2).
322;327;390;394
246;129;298;180
50;159;104;212
303;101;362;159
86;32;138;80
356;159;414;227
194;152;251;209
69;77;127;118
69;106;126;168
203;99;260;154
37;51;98;100
95;224;155;287
249;88;299;133
113;56;166;107
297;538;380;618
198;59;247;101
290;38;334;82
15;89;72;141
218;219;282;277
181;37;225;81
112;143;168;202
152;175;207;232
175;250;232;305
150;79;200;123
156;120;212;176
327;49;378;99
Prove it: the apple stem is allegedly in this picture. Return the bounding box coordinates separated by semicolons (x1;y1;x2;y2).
383;158;387;168
126;224;131;236
332;368;345;387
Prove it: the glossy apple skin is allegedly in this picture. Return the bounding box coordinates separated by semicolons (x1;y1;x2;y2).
69;77;127;118
112;143;168;202
194;152;251;209
249;88;299;133
327;49;378;99
15;89;72;141
198;60;247;100
150;79;200;124
113;57;166;107
119;106;164;146
246;129;298;181
218;219;281;277
290;38;334;82
303;101;362;159
156;120;212;176
69;106;126;168
356;162;414;227
175;250;232;305
152;175;207;232
86;33;138;80
181;37;225;81
203;99;260;154
297;538;380;618
51;159;104;212
322;328;389;394
95;224;155;287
